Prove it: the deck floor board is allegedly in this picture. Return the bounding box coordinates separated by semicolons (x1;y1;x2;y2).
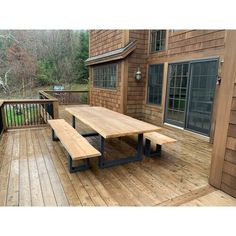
0;105;236;206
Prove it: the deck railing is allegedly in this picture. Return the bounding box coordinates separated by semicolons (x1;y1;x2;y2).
39;90;89;105
0;98;59;130
0;89;88;134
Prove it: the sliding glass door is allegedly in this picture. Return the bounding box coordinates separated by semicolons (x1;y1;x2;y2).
165;63;189;127
165;59;218;136
186;61;217;135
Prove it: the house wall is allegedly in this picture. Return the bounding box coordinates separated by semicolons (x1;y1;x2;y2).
126;30;148;119
209;30;236;198
142;30;226;126
89;63;122;112
221;82;236;197
89;30;123;112
89;30;123;57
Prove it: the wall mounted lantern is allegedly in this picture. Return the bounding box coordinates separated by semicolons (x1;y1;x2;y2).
135;67;142;81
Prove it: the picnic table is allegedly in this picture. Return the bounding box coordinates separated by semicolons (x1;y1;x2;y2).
65;106;161;168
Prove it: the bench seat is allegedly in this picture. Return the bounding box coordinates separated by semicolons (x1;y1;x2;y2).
144;132;177;157
48;119;100;172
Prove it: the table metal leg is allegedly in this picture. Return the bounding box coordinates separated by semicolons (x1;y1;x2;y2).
98;133;143;168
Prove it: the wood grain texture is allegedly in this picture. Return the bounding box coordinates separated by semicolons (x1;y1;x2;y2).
0;105;236;206
144;132;177;145
48;119;100;160
209;30;236;188
66;106;161;138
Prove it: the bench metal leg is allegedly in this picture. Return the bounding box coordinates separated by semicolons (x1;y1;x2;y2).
144;139;162;157
98;134;143;168
68;155;90;173
52;130;59;141
72;115;76;128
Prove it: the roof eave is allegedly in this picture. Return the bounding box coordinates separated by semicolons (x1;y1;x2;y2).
85;41;136;66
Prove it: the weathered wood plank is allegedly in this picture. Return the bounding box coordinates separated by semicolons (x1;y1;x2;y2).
27;130;44;206
6;131;20;206
144;132;177;145
85;171;119;206
222;172;236;190
223;161;236;178
182;189;236;206
229;111;236;124
38;129;69;206
0;133;14;206
66;106;161;138
157;185;215;206
48;119;100;160
42;129;81;206
31;130;57;206
19;130;31;206
224;149;236;165
226;137;236;151
1;103;236;206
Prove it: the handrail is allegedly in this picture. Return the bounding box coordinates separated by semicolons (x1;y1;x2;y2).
40;90;89;105
0;89;88;135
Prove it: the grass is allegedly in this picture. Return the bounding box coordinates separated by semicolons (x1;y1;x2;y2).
5;106;40;126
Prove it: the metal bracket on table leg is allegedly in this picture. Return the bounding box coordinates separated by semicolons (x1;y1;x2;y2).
81;132;99;137
98;133;143;168
68;155;90;173
52;130;59;141
72;115;76;128
144;139;161;157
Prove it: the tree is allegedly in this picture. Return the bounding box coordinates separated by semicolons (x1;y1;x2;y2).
72;30;89;84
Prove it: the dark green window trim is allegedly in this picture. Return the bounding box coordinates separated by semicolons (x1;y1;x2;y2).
93;63;117;89
147;64;164;105
150;30;166;52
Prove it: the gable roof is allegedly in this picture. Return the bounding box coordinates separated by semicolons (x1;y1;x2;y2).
85;40;136;66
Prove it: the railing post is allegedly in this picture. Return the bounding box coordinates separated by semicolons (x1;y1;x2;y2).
1;102;7;131
52;100;59;119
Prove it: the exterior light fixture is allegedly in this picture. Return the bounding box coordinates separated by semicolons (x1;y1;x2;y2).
135;67;142;81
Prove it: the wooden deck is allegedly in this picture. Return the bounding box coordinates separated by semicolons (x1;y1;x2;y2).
0;105;236;206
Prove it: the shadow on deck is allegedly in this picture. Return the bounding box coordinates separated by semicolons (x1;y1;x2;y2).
0;105;236;206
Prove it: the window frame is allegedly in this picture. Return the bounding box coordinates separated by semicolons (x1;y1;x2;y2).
92;63;118;90
150;30;166;53
147;63;164;106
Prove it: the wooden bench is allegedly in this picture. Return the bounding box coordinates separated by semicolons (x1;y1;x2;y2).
144;132;177;157
48;119;101;173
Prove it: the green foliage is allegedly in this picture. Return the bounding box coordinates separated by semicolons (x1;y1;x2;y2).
72;30;89;84
36;59;59;85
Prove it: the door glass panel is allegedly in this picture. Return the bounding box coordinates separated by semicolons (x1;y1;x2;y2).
165;63;189;127
186;61;217;135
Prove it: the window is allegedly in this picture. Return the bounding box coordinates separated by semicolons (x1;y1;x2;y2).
165;59;218;136
150;30;166;52
147;64;164;105
93;63;117;89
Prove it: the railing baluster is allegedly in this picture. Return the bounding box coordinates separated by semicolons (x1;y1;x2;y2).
38;103;41;124
11;104;15;127
35;104;38;125
9;104;12;128
5;105;9;128
32;103;35;125
23;103;26;126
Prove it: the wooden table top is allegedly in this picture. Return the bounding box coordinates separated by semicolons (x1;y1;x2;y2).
65;106;161;138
